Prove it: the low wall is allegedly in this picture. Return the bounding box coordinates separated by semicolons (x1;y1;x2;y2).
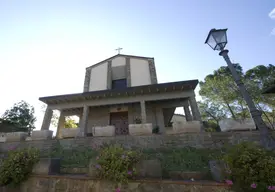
1;175;229;192
0;131;273;153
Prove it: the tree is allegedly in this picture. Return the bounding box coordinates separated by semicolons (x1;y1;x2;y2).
199;63;275;129
198;100;227;125
198;100;227;131
245;64;275;128
199;64;243;119
2;100;36;134
245;64;275;107
64;117;78;128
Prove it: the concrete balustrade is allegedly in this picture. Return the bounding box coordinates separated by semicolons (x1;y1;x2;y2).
219;119;256;132
61;128;80;138
129;123;153;136
31;130;53;140
172;121;201;134
6;132;28;142
90;125;116;137
0;135;6;142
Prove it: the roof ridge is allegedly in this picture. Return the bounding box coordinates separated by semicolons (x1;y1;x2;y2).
86;54;154;70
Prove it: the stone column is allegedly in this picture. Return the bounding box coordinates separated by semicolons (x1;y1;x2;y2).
56;110;65;138
189;96;201;121
140;101;147;124
155;107;165;134
79;105;89;137
128;104;134;124
183;102;193;121
41;107;53;130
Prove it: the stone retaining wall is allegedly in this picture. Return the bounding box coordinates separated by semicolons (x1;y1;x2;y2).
0;131;273;153
0;175;229;192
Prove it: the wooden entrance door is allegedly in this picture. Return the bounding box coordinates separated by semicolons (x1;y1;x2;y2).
110;112;129;135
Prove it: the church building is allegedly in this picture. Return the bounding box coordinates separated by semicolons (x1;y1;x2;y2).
39;54;202;138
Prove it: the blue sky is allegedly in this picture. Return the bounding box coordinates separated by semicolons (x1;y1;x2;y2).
0;0;274;132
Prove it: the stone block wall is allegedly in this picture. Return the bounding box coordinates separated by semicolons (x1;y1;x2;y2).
1;175;229;192
0;131;273;153
87;106;110;129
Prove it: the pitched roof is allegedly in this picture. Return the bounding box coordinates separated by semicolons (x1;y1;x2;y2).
86;54;154;69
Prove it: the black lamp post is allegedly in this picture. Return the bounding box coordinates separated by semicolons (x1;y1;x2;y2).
205;28;273;148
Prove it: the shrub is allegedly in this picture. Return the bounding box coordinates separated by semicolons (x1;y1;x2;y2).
134;117;142;124
0;147;40;187
95;145;141;184
152;125;159;134
223;142;275;192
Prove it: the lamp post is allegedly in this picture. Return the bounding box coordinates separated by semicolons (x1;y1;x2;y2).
205;28;273;148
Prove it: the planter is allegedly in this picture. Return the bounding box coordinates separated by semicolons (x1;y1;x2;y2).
61;128;80;138
172;121;200;133
219;118;256;132
136;159;162;178
32;158;61;175
91;126;115;137
6;132;28;142
0;136;6;143
209;160;228;182
25;137;32;141
129;123;153;136
31;130;53;140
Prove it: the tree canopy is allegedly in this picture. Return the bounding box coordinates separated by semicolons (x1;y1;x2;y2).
1;100;36;134
199;64;275;130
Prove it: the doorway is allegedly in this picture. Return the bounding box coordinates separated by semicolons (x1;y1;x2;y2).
110;111;129;135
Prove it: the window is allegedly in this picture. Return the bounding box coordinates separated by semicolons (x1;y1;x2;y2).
112;79;127;89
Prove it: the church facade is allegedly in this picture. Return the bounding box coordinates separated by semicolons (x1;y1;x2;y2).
39;54;202;138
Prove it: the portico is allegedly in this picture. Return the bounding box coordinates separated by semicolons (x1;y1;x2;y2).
39;80;202;138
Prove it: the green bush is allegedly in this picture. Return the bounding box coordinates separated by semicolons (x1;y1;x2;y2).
0;147;40;187
152;125;159;134
143;147;221;172
95;145;141;184
50;143;98;168
223;142;275;192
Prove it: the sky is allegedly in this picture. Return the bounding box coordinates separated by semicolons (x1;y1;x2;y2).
0;0;274;134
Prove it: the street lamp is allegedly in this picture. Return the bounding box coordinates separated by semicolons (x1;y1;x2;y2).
205;28;273;148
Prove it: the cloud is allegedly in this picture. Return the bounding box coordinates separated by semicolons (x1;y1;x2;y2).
271;28;275;36
269;8;275;19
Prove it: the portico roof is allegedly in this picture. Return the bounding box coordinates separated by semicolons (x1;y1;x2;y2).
39;80;198;105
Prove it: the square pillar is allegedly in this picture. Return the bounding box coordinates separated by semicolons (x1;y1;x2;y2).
188;96;202;121
56;110;65;139
79;105;89;137
183;102;193;121
155;107;165;134
41;107;53;130
140;101;147;124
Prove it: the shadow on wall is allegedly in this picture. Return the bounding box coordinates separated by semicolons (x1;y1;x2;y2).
0;120;28;135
